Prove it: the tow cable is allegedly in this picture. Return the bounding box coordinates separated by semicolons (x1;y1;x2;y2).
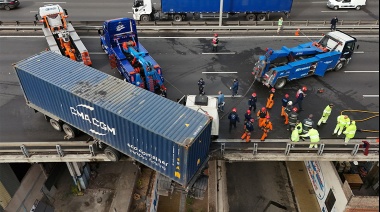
341;110;379;133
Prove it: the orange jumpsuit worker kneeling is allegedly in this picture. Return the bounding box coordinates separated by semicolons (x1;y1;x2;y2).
261;116;273;141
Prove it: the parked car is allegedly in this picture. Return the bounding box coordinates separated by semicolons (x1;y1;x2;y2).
0;0;20;10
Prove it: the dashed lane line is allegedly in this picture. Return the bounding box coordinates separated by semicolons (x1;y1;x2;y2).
321;10;348;12
363;95;379;98
202;72;238;74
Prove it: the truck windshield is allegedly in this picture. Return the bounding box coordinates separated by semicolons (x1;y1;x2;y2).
319;35;340;50
134;0;143;7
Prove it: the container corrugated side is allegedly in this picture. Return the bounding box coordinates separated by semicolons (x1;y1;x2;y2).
161;0;293;13
14;51;212;186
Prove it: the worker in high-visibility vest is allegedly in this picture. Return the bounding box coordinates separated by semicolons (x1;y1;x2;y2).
343;121;357;144
290;125;302;147
333;115;350;136
317;104;334;127
300;128;320;148
266;88;275;109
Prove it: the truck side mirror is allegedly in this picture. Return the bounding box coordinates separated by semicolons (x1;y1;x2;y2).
98;29;103;35
356;45;359;50
64;9;68;15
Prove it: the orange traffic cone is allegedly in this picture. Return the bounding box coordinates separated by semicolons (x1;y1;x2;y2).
295;29;300;36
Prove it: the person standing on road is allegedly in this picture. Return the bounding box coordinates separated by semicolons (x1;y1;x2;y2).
230;79;239;98
244;110;253;124
302;114;315;135
291;125;302;147
277;17;283;34
343;121;357;144
260;116;273;141
294;86;307;111
160;87;167;98
217;91;225;112
241;119;254;142
212;33;219;52
333;115;350;136
228;108;240;133
330;16;338;31
198;78;205;95
281;94;290;117
257;107;269;128
266;88;275;109
283;98;292;125
288;107;299;131
300;127;320;149
317;104;334;127
248;92;258;113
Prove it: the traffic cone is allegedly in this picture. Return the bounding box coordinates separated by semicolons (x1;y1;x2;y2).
295;29;300;36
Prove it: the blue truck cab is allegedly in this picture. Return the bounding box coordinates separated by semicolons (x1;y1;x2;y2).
252;31;357;89
98;17;165;94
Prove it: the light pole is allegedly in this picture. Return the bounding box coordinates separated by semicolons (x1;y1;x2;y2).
219;0;223;26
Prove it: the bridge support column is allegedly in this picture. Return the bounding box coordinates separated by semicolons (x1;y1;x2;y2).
66;162;91;190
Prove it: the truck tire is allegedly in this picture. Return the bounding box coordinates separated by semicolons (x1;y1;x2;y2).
274;78;287;89
49;119;62;131
334;61;344;71
62;124;77;139
356;6;361;10
141;15;150;22
246;14;256;21
104;147;121;161
257;14;267;21
173;14;183;22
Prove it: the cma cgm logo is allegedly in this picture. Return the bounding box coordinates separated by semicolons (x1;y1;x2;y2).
116;23;125;32
70;104;116;136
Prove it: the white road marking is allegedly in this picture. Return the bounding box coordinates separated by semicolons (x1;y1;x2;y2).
363;95;379;98
202;72;238;74
202;52;236;55
207;95;243;98
90;52;106;55
354;51;365;54
42;2;66;3
30;11;38;13
345;71;379;73
321;10;348;12
312;1;326;3
127;12;133;14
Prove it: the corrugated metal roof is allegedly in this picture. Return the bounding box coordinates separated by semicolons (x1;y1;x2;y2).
14;51;211;145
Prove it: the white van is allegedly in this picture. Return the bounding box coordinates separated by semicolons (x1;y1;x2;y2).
327;0;366;10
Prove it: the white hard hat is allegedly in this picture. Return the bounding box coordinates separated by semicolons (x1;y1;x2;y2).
288;101;293;105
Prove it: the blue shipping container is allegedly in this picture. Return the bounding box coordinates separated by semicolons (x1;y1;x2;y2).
161;0;293;13
14;51;212;187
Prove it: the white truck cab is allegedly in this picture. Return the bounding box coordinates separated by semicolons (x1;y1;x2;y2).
327;0;366;10
132;0;154;21
178;95;219;139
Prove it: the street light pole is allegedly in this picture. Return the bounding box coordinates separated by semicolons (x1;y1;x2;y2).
219;0;223;26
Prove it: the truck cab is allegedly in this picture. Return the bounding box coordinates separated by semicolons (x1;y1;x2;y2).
132;0;154;21
179;95;219;139
252;31;357;89
327;0;366;10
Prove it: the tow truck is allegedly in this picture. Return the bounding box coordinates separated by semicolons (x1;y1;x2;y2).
35;4;92;66
252;31;358;89
98;17;165;94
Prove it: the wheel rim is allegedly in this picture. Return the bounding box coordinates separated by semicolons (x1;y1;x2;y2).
334;6;338;10
258;15;266;21
5;6;11;10
63;125;75;138
174;15;182;22
247;15;255;21
142;15;149;22
50;120;61;131
106;151;117;161
336;63;343;70
276;79;286;89
356;6;360;10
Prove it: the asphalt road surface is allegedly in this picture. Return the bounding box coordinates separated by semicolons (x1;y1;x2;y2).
0;0;378;21
0;34;378;142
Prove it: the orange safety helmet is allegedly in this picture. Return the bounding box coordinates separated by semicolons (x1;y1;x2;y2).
261;107;266;112
250;119;255;123
252;92;257;97
292;107;298;112
285;94;289;98
302;86;307;92
246;110;251;114
214;33;218;37
266;115;270;119
232;108;237;112
271;88;275;92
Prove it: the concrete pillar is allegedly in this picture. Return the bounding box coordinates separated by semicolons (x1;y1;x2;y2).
65;162;90;190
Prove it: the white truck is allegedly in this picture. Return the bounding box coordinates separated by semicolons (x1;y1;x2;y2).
327;0;366;10
178;95;219;139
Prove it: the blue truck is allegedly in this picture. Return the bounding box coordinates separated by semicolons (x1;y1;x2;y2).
98;17;166;95
132;0;294;22
14;51;212;192
252;31;358;89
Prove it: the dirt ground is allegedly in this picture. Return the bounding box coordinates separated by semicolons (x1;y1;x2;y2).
157;190;208;212
129;167;155;212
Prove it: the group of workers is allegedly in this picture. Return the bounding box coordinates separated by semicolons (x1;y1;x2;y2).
223;86;357;147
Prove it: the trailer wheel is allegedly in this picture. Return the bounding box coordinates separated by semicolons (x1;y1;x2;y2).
104;147;121;162
49;119;62;131
141;15;150;22
173;14;183;22
356;6;361;10
334;61;345;71
246;14;256;21
62;124;77;139
257;14;267;21
274;78;287;89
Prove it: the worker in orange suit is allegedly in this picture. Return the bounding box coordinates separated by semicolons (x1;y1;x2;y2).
260;115;273;141
241;119;254;142
257;107;269;128
266;88;275;109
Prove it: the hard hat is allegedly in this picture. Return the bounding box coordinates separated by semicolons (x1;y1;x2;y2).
232;108;237;112
302;86;307;92
351;121;356;125
271;88;275;92
344;115;348;119
246;110;251;114
309;114;313;118
252;92;257;97
285;94;289;98
250;119;254;123
200;78;203;80
266;115;270;119
261;107;266;112
292;107;298;112
214;33;218;37
288;101;293;106
329;103;334;107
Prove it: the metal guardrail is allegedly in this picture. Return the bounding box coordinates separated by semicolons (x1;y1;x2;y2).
0;20;378;32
